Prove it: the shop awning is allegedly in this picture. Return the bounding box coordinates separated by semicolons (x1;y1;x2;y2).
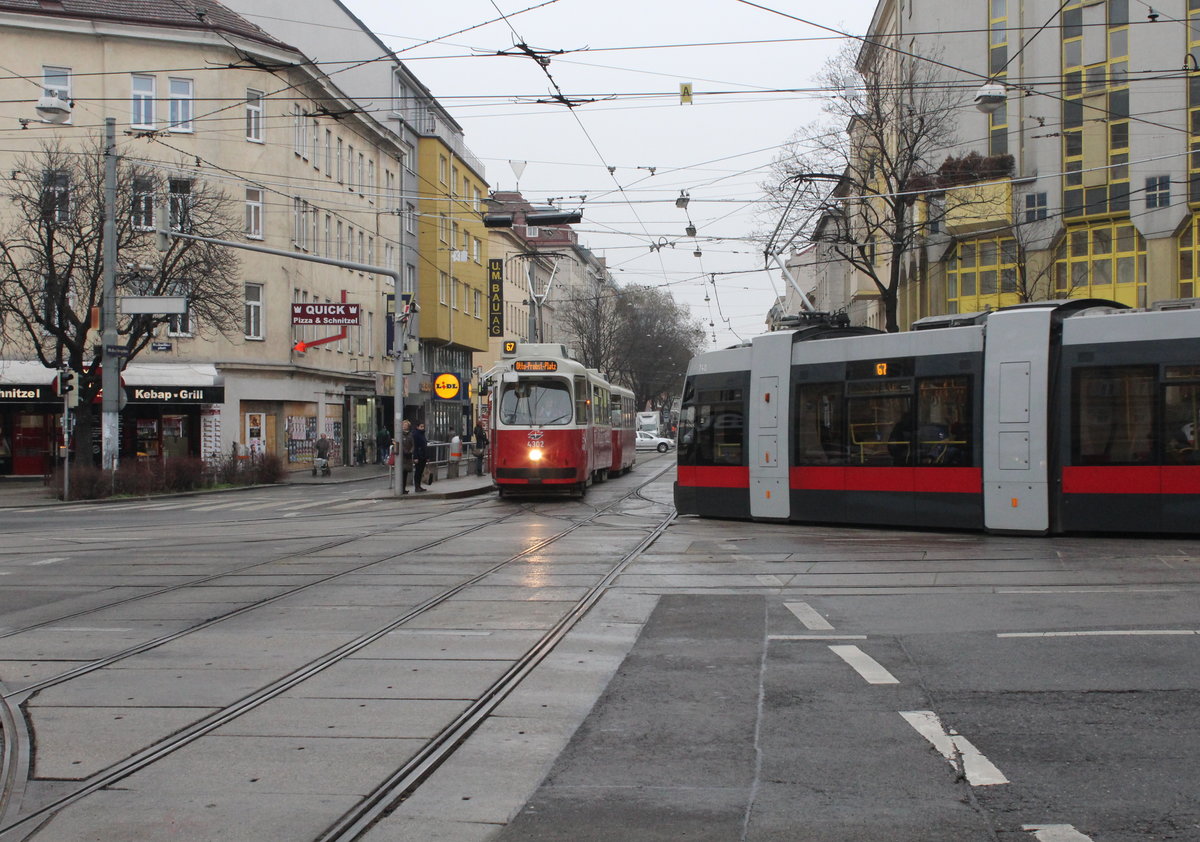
0;361;56;385
121;363;222;387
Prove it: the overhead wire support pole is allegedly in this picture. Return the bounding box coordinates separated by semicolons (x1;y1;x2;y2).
101;117;120;474
158;227;413;497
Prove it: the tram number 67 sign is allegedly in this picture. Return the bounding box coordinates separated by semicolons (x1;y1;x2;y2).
433;372;461;400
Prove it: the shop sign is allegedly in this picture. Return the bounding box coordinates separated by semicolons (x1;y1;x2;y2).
0;385;53;402
432;372;463;401
291;303;361;326
125;386;225;404
488;259;504;337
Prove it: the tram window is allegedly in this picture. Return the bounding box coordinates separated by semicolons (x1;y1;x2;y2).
847;391;913;466
794;383;846;465
499;378;574;426
1163;373;1200;464
916;376;972;466
1071;366;1155;465
679;388;744;466
574;376;589;423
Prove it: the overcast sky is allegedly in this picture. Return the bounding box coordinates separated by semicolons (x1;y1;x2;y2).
344;0;879;349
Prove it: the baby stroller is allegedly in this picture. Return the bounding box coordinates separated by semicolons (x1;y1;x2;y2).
312;456;332;477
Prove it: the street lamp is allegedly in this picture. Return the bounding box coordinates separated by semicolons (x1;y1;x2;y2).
974;82;1006;114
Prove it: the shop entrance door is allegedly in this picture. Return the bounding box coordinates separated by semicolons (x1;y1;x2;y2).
13;413;49;475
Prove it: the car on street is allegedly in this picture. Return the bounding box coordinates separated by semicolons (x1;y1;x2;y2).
636;430;675;452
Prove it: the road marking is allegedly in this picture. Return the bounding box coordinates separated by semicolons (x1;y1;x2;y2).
1023;824;1094;841
757;574;784;586
279;499;332;512
785;601;834;630
900;710;1008;786
190;500;249;512
30;557;66;566
829;644;898;684
44;626;133;632
999;630;1200;638
770;634;867;641
999;587;1178;594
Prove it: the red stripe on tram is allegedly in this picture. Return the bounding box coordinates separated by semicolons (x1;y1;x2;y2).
677;466;750;488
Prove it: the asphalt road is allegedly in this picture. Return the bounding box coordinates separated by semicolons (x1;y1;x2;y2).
1;455;1198;841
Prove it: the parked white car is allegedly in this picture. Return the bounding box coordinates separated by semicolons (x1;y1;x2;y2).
636;430;675;452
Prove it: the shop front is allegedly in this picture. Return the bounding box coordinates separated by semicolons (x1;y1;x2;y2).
0;363;61;477
120;384;225;463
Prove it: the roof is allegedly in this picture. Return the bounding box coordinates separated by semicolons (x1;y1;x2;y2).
0;0;296;52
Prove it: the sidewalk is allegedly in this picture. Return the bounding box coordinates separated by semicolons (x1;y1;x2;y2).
0;461;495;508
286;460;495;500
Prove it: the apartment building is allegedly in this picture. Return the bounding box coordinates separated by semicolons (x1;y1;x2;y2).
807;0;1190;331
0;0;404;474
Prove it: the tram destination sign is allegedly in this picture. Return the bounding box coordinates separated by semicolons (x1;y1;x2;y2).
514;360;558;372
291;303;361;326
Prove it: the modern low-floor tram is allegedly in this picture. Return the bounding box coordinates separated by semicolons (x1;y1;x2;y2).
675;299;1200;535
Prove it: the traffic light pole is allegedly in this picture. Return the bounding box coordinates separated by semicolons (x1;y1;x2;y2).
160;228;413;497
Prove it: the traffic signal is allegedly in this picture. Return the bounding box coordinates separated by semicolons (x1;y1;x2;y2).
525;209;582;226
482;213;515;228
58;368;78;408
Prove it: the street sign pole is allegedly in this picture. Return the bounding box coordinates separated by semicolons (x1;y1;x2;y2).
101;117;119;473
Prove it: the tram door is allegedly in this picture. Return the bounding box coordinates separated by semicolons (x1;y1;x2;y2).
749;332;791;519
13;413;50;476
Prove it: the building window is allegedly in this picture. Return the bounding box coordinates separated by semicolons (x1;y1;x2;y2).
1055;222;1145;308
311;119;320;167
406;263;417;297
168;78;193;131
325;129;332;174
131;177;154;230
526;226;540;239
474;289;482;317
337;138;344;183
294;105;307;158
439;271;448;304
1024;192;1048;222
41;169;70;224
325;214;332;256
131;75;155;128
1146;176;1170;209
947;235;1019;314
473;237;482;263
168;178;192;232
439;155;448;184
406;202;417;234
347;145;355;189
168;286;192;336
245;187;263;239
336;221;344;260
245;90;263;142
244;283;263;339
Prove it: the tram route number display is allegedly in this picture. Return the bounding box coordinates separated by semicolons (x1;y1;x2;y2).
291;303;361;326
514;360;559;372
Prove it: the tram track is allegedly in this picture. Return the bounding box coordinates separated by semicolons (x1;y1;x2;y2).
0;462;677;841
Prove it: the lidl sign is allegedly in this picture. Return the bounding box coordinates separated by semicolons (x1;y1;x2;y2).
432;372;462;401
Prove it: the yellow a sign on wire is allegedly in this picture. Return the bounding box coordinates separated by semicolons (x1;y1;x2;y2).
680;82;694;105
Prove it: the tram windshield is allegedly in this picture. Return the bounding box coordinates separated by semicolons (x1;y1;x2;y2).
499;378;574;426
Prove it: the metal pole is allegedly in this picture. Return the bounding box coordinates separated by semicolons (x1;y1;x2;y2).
62;389;70;501
526;257;537;341
101;117;119;472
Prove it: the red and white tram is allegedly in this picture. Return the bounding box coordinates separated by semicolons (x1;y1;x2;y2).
676;299;1200;535
490;343;635;497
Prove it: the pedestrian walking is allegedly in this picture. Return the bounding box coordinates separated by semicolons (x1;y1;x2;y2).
400;420;414;494
376;426;391;464
472;420;489;476
412;421;429;492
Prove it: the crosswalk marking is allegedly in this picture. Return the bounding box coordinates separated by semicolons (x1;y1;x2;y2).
785;601;834;630
1023;825;1094;841
829;645;898;684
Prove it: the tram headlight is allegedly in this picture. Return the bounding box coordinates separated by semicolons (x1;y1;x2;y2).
529;447;544;462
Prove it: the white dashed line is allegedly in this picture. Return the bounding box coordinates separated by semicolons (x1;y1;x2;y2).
785;601;834;630
829;644;898;684
29;557;66;566
757;574;784;586
1022;824;1094;841
770;634;868;641
900;710;1009;786
999;630;1200;638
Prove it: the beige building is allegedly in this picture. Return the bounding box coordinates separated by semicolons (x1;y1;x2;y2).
0;0;408;474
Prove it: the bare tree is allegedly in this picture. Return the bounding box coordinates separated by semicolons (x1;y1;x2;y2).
762;41;962;332
556;277;622;375
0;139;242;457
609;285;706;410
